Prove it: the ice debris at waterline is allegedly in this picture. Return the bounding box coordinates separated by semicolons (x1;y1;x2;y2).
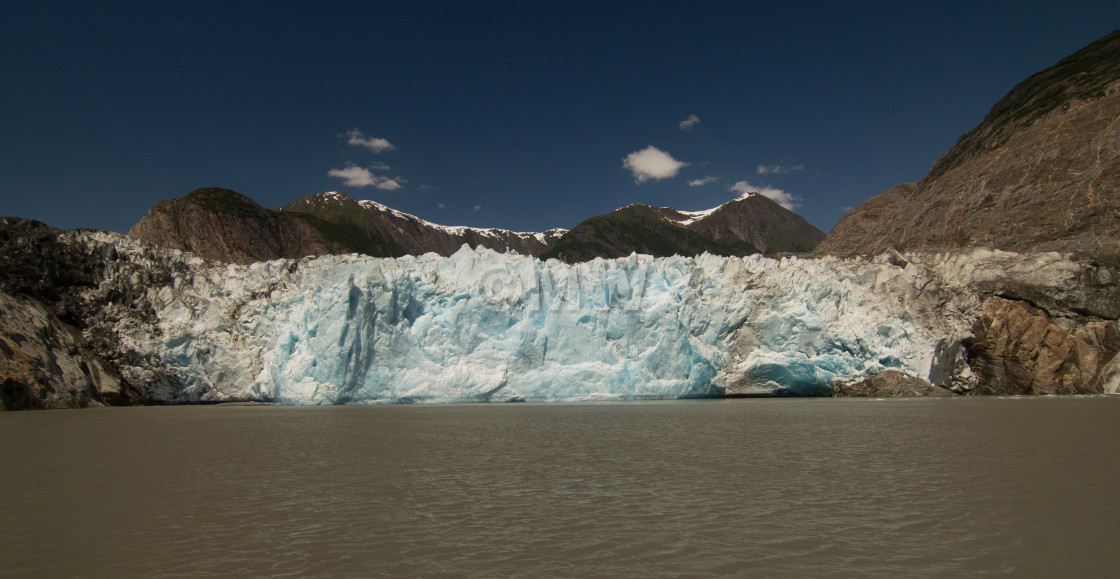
74;233;999;404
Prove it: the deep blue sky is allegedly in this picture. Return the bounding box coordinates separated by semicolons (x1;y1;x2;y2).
3;1;1118;235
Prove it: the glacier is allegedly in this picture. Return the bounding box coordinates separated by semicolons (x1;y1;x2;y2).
72;232;1012;404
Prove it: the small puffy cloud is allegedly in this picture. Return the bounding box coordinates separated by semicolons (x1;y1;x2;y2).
373;177;405;191
346;129;396;153
622;146;689;183
756;163;804;175
437;202;445;209
328;164;405;190
679;114;700;131
688;176;719;187
729;180;800;211
473;205;481;211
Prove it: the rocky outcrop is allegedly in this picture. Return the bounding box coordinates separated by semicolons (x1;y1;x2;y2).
833;371;954;397
128;188;347;264
0;291;124;409
540;194;824;263
815;29;1120;260
966;297;1120;395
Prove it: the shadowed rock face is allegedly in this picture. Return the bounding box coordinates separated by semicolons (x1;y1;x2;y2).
815;30;1120;260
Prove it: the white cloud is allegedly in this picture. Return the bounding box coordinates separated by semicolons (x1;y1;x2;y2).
688;176;719;187
346;129;396;153
473;205;481;211
328;164;405;190
437;202;445;209
728;181;800;211
679;114;700;131
373;177;405;191
756;163;804;175
622;146;689;183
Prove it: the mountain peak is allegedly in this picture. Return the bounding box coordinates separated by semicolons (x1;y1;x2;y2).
540;193;823;263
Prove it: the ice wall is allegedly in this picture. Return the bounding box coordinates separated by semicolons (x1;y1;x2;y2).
140;245;976;404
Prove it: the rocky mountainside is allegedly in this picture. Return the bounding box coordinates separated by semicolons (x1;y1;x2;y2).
127;188;349;264
129;188;566;264
540;193;825;263
815;29;1120;260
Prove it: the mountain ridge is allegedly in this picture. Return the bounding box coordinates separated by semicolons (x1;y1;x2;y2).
129;188;824;264
541;193;824;263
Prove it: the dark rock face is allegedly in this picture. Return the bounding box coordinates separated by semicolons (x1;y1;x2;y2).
815;30;1120;261
833;371;955;397
0;218;152;408
541;194;824;263
129;189;565;264
0;217;105;327
966;297;1120;395
0;218;184;408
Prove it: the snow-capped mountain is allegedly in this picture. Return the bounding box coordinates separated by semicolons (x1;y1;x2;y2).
128;188;567;264
128;188;824;265
541;192;825;263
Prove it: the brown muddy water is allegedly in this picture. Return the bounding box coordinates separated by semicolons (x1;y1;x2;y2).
2;396;1119;577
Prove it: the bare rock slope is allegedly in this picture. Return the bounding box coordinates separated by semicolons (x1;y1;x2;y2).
816;29;1120;260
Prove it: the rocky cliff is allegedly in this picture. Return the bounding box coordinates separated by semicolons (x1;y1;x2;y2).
815;29;1120;260
540;193;825;263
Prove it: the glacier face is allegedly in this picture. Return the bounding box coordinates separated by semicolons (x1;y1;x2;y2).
87;238;984;404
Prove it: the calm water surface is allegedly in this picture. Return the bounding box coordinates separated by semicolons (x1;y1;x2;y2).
2;397;1119;577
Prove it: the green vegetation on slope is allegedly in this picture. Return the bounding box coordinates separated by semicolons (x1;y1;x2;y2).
925;29;1120;184
540;207;758;263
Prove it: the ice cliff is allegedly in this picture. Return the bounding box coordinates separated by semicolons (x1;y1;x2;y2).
73;232;999;404
5;222;1116;408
